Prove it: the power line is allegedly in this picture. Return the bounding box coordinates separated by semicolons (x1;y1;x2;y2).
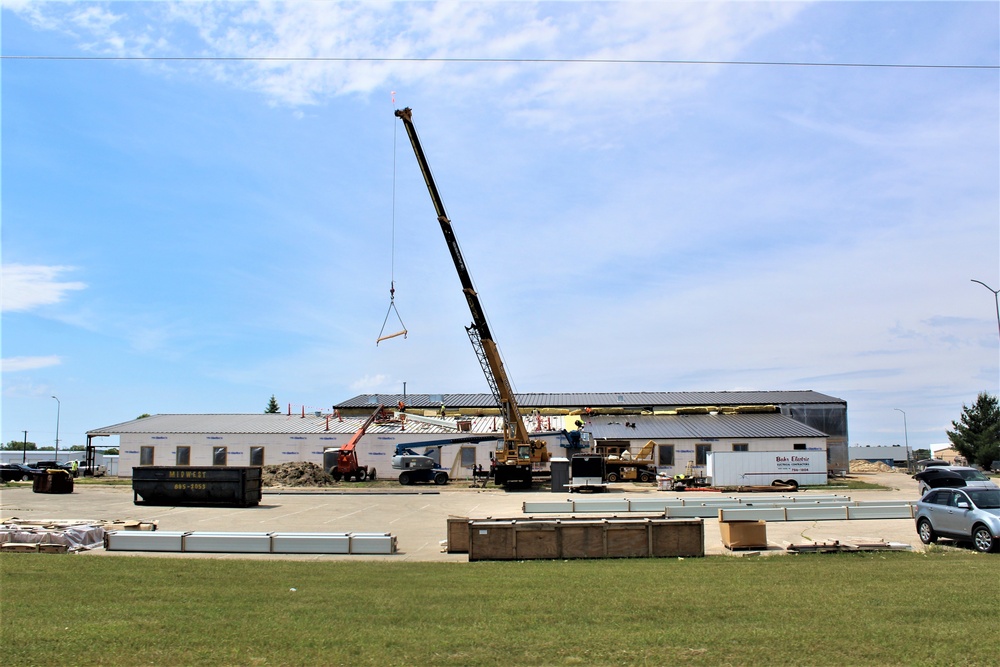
1;54;997;70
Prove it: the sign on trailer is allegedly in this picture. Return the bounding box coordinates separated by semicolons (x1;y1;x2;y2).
706;451;827;488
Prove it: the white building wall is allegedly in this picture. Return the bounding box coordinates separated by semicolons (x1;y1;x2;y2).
116;431;553;478
117;431;823;479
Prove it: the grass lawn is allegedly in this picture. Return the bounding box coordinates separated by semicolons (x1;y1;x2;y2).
2;551;997;666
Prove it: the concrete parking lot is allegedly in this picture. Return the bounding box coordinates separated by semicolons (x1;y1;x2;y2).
0;471;931;561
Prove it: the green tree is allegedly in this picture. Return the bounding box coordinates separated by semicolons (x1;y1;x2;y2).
947;392;1000;469
265;395;280;414
3;440;37;450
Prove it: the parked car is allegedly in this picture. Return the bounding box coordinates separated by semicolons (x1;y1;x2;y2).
2;463;44;481
915;487;1000;553
914;466;998;496
1;464;27;482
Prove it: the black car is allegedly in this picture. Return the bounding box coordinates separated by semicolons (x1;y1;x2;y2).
1;463;43;482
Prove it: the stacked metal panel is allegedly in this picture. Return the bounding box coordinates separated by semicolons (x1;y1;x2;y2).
522;496;914;521
104;531;397;554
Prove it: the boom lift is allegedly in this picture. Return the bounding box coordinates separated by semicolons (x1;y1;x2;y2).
391;435;498;485
394;107;549;487
323;405;389;481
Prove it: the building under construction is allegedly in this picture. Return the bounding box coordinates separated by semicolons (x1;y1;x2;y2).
90;390;846;479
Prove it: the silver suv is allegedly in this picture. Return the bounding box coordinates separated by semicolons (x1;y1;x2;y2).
915;487;1000;553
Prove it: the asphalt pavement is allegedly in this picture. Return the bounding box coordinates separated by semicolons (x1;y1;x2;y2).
0;470;932;561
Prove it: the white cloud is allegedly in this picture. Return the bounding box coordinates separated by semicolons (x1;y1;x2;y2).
7;2;803;127
1;355;62;372
1;264;86;312
350;373;394;394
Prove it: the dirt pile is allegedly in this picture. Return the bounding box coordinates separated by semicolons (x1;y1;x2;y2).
262;462;336;488
849;460;895;473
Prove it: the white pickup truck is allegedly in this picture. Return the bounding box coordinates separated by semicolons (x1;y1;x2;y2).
73;462;107;477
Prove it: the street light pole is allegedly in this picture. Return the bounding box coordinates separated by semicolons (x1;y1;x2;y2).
971;279;1000;342
893;408;909;470
52;396;61;461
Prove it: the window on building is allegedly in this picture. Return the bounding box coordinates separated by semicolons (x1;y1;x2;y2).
250;447;264;466
140;446;154;466
733;443;748;452
695;444;712;466
460;446;476;468
658;445;674;466
212;447;228;466
596;441;630;458
794;443;807;451
176;446;191;466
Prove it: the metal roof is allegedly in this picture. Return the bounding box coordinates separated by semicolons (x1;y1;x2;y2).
87;414;460;437
583;413;827;440
335;390;844;410
88;412;825;440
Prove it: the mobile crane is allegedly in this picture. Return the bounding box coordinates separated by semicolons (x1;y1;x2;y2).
395;107;549;487
322;404;389;481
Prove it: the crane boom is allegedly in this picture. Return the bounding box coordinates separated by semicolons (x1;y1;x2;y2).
394;107;546;486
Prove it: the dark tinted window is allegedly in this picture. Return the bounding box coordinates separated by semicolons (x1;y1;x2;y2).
925;490;949;505
658;445;674;466
967;489;1000;509
250;447;264;466
696;444;711;466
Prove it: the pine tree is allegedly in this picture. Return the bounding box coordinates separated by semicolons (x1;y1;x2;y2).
947;392;1000;469
265;395;281;414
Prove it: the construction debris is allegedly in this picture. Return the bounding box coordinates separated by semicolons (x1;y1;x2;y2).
0;518;117;553
261;461;336;488
849;460;895;473
786;540;912;553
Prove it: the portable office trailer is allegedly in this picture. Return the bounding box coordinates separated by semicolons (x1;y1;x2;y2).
706;450;828;488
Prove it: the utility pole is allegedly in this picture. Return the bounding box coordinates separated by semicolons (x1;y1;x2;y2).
52;396;61;461
894;408;909;471
23;431;28;464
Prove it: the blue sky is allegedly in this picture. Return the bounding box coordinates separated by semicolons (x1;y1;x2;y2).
2;1;998;454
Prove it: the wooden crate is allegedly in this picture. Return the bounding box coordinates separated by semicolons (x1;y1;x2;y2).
513;522;560;560
468;521;516;561
610;520;659;558
559;520;607;559
467;517;705;561
650;519;704;557
447;517;470;553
